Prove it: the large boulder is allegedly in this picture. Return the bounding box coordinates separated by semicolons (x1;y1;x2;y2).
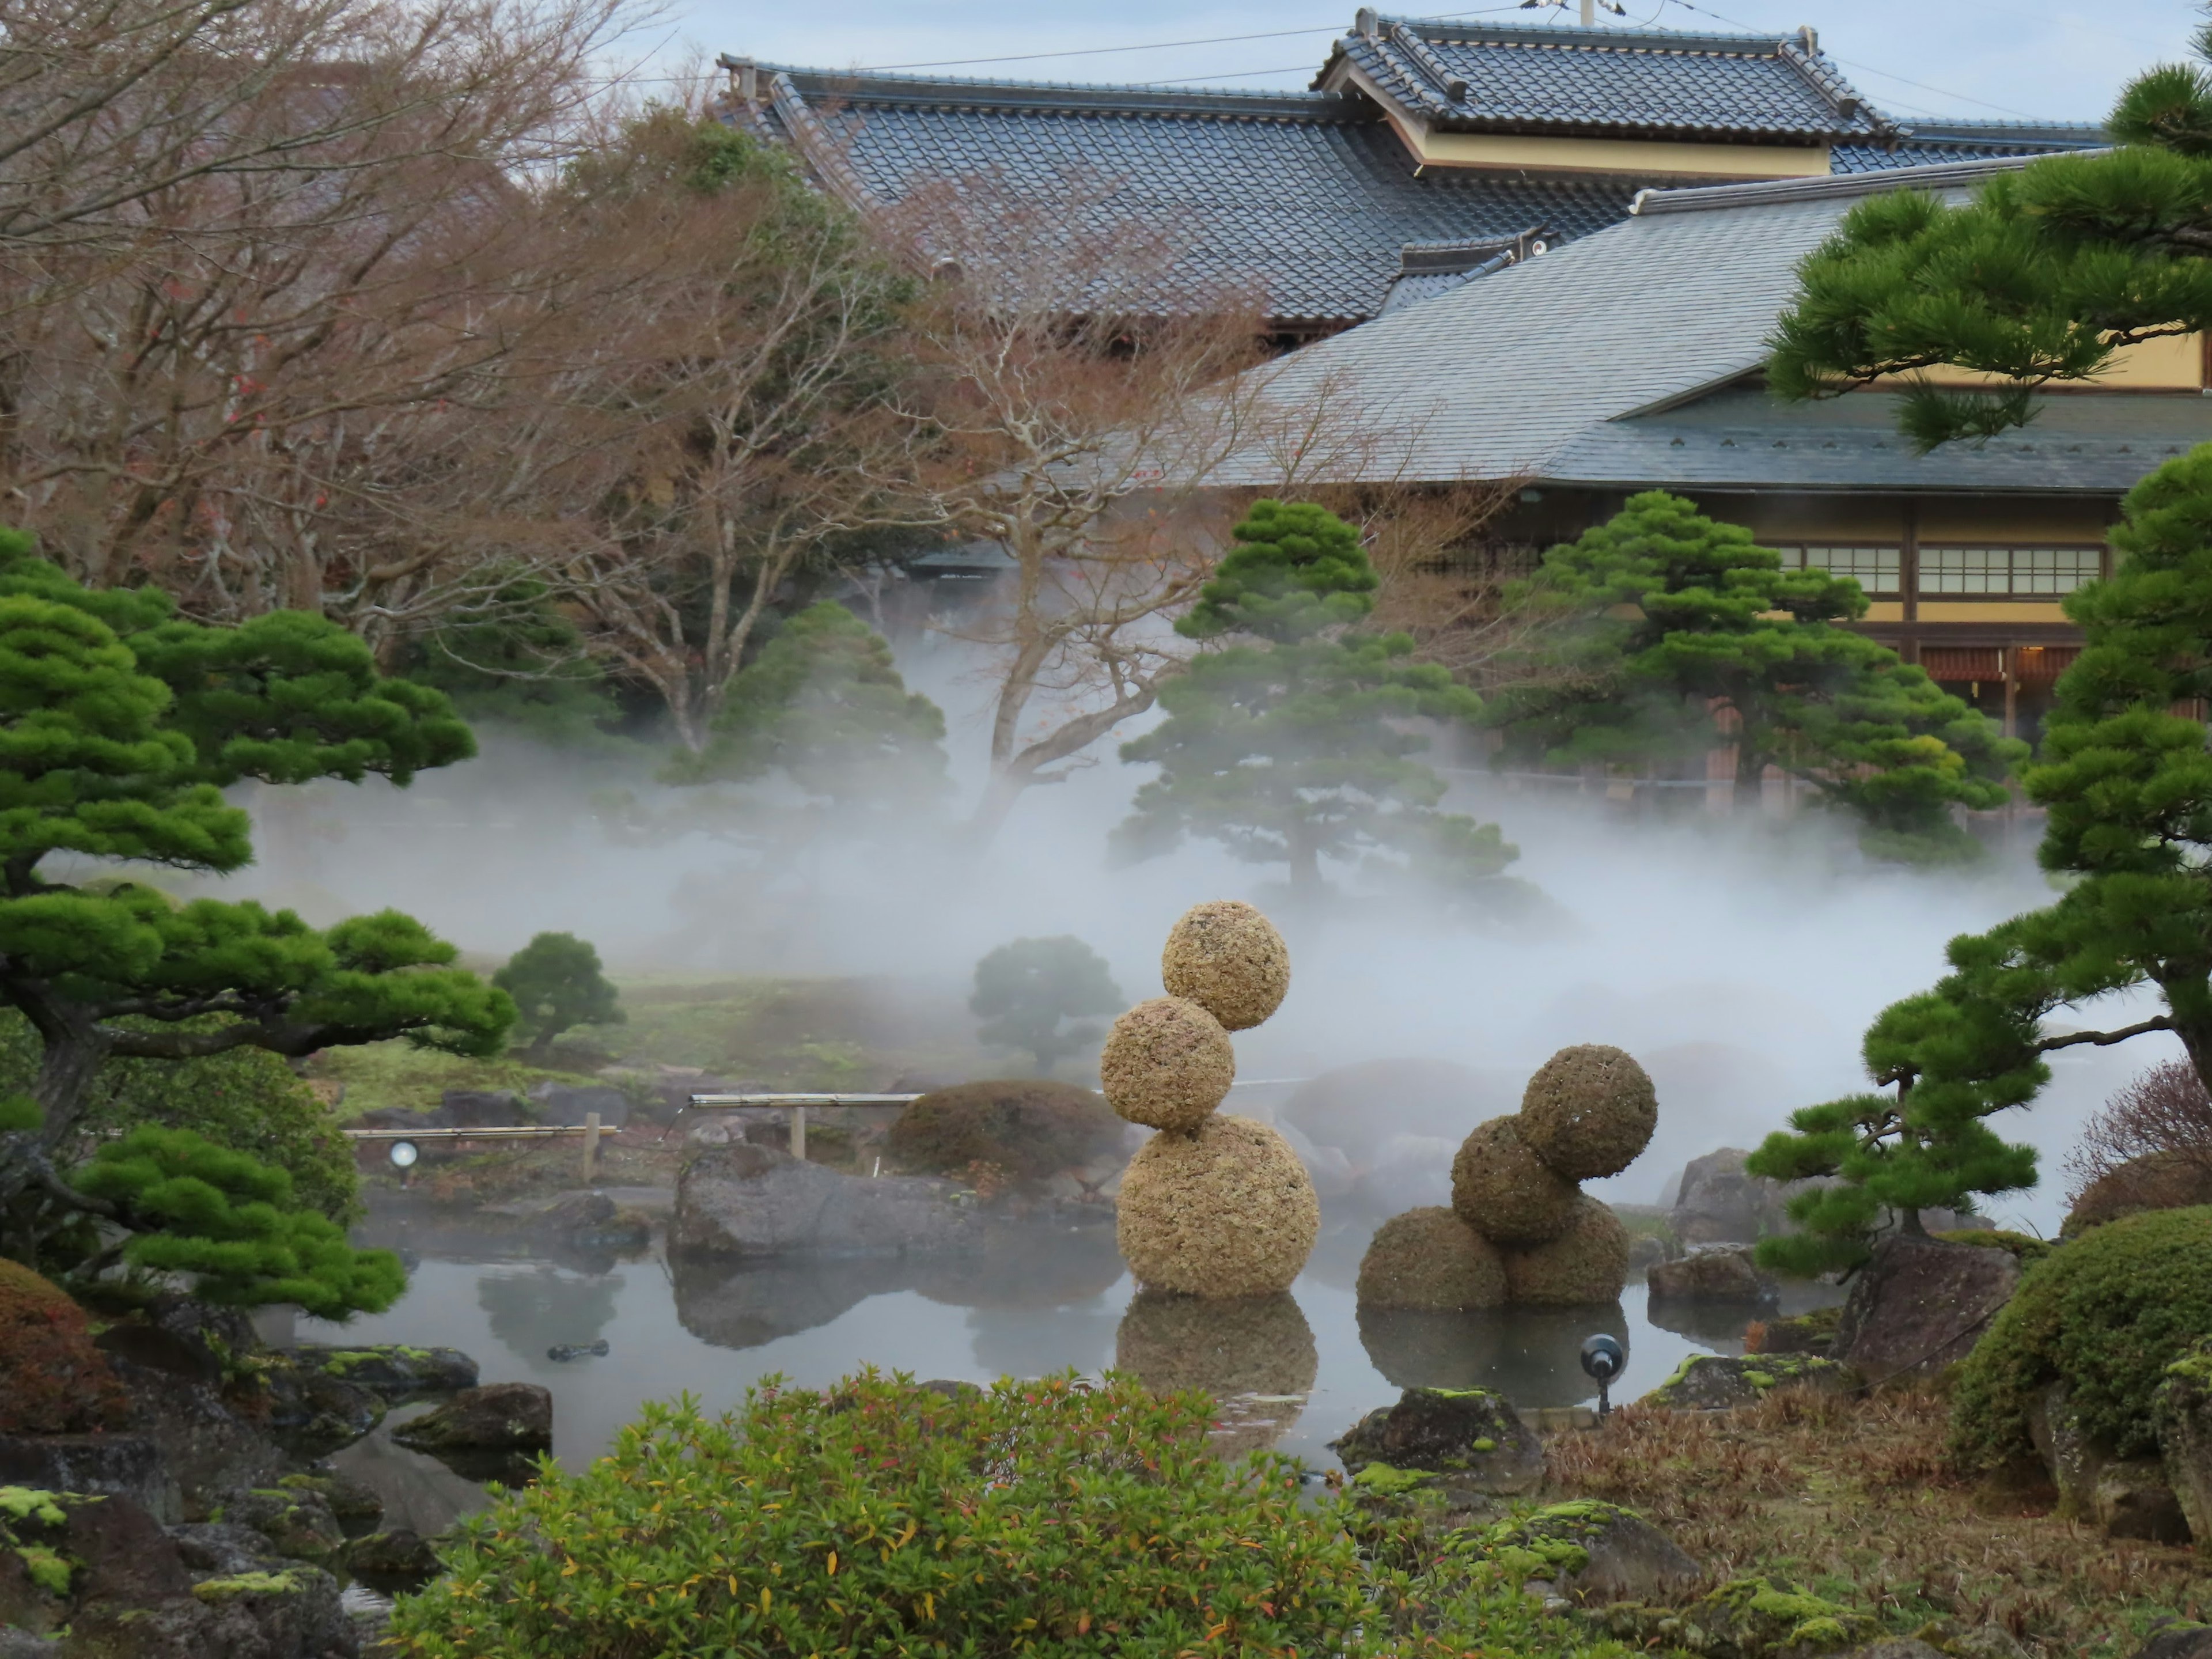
1642;1354;1857;1411
1464;1501;1700;1604
2133;1630;2212;1659
534;1083;630;1128
672;1141;982;1257
1668;1148;1791;1246
0;1433;179;1523
2032;1381;2192;1542
282;1343;478;1402
206;1486;345;1565
1646;1244;1778;1304
393;1382;552;1453
1831;1235;2022;1385
2156;1342;2212;1541
1333;1387;1544;1494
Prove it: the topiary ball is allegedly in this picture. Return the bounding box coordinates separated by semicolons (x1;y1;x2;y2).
1100;997;1236;1132
1516;1044;1657;1183
1355;1206;1506;1311
1451;1116;1581;1245
1499;1194;1631;1307
1116;1115;1318;1297
1160;901;1290;1032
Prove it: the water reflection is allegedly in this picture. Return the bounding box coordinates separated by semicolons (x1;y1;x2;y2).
1116;1291;1318;1455
1358;1301;1628;1407
479;1267;619;1369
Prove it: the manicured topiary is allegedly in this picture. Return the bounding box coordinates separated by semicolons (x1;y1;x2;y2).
1949;1205;2212;1469
1160;900;1290;1032
1516;1045;1657;1183
885;1081;1122;1181
1355;1206;1506;1311
1099;997;1235;1132
1450;1116;1580;1245
0;1260;128;1434
1116;1115;1318;1297
1500;1194;1632;1308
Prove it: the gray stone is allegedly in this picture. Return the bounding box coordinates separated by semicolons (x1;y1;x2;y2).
1668;1149;1791;1246
535;1084;629;1127
672;1141;982;1257
0;1432;180;1524
1626;1233;1669;1275
284;1343;478;1402
392;1382;552;1453
110;1361;289;1512
2133;1628;2212;1659
1646;1245;1778;1304
346;1528;441;1585
208;1486;346;1564
441;1089;529;1126
2027;1380;2103;1521
1331;1387;1544;1494
1506;1504;1700;1604
2027;1381;2191;1541
1641;1353;1857;1410
2155;1347;2212;1542
2094;1458;2191;1544
1831;1236;2020;1384
252;1354;388;1457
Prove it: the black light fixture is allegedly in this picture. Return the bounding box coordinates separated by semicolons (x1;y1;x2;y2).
1580;1332;1624;1421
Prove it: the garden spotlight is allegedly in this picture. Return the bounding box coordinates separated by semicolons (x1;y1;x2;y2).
389;1139;419;1175
1580;1332;1624;1421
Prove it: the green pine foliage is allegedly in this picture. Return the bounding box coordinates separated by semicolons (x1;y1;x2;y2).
1491;491;2022;863
968;937;1123;1073
74;1127;404;1319
1768;22;2212;446
1114;500;1520;903
492;933;624;1062
1752;447;2212;1269
1948;1207;2212;1469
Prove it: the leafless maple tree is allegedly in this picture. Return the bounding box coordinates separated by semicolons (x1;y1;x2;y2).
2063;1057;2212;1207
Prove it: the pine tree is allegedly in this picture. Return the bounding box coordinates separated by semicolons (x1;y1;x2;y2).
968;937;1123;1074
0;531;512;1260
1491;491;2022;860
1767;24;2212;447
494;933;625;1062
1752;446;2212;1268
1113;500;1519;902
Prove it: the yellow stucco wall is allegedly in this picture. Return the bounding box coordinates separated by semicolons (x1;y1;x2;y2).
1404;127;1831;179
1895;334;2203;391
1916;601;2076;623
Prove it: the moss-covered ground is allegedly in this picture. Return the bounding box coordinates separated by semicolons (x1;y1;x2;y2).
1541;1384;2207;1657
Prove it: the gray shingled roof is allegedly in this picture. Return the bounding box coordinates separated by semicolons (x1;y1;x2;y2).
757;70;1652;325
1317;18;1891;140
1211;155;2205;494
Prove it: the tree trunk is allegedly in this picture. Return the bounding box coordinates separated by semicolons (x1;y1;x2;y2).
30;1017;111;1153
1897;1206;1926;1237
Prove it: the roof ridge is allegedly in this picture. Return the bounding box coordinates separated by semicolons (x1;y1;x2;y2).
1633;149;2083;214
1382;16;1796;54
757;64;1370;122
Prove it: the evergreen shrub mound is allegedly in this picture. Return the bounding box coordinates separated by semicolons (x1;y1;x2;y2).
885;1080;1122;1181
0;1259;128;1434
75;1126;406;1319
385;1372;1374;1658
1950;1206;2212;1468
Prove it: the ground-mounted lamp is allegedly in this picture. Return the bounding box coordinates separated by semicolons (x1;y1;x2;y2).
389;1138;419;1188
1580;1332;1624;1421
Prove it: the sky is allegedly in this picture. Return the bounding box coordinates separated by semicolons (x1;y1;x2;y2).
643;0;2196;127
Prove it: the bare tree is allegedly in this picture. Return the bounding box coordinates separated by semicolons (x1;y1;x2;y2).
2063;1057;2212;1206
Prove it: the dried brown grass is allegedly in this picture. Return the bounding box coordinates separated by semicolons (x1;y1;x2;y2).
1543;1385;2206;1656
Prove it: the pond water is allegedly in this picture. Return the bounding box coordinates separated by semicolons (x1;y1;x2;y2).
304;1196;1840;1533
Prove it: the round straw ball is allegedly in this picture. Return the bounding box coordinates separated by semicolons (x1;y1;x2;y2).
1516;1044;1658;1182
1450;1116;1582;1246
1499;1193;1631;1308
1355;1206;1506;1312
1116;1115;1319;1298
1100;996;1236;1131
1160;900;1290;1032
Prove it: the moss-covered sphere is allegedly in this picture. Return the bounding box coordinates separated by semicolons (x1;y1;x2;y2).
1116;1115;1318;1297
1500;1194;1631;1307
1160;900;1290;1032
1100;997;1236;1132
1355;1206;1507;1311
1115;1289;1317;1456
1516;1044;1657;1183
1450;1116;1581;1246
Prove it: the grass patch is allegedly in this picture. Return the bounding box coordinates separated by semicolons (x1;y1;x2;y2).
306;1044;588;1122
1543;1385;2207;1656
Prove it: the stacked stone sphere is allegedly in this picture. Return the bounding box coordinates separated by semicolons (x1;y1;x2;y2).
1358;1044;1657;1311
1109;901;1319;1299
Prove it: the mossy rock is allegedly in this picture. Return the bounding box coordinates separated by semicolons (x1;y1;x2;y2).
1594;1575;1872;1657
1115;1115;1317;1298
1930;1229;2052;1263
1355;1206;1505;1311
884;1080;1122;1181
1450;1116;1580;1246
1099;998;1235;1133
1642;1353;1857;1411
1159;900;1289;1032
1457;1499;1699;1605
1332;1387;1544;1494
1748;1304;1840;1358
1516;1044;1657;1183
207;1487;343;1565
1500;1193;1630;1308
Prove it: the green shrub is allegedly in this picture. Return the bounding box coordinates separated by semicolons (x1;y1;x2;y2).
73;1126;404;1319
388;1372;1370;1658
885;1081;1123;1182
1949;1206;2212;1468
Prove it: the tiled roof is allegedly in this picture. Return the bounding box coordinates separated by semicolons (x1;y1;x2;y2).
1316;18;1892;141
755;69;1648;325
1833;119;2108;173
1209;156;2193;495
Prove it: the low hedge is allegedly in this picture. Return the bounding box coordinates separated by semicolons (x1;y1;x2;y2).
884;1080;1122;1182
1949;1205;2212;1468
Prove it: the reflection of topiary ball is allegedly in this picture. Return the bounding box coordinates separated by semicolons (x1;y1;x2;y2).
1160;901;1290;1032
1517;1044;1657;1182
1117;1115;1318;1297
1451;1117;1580;1245
1500;1194;1631;1307
1355;1206;1506;1311
1100;997;1235;1132
1116;1289;1317;1457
